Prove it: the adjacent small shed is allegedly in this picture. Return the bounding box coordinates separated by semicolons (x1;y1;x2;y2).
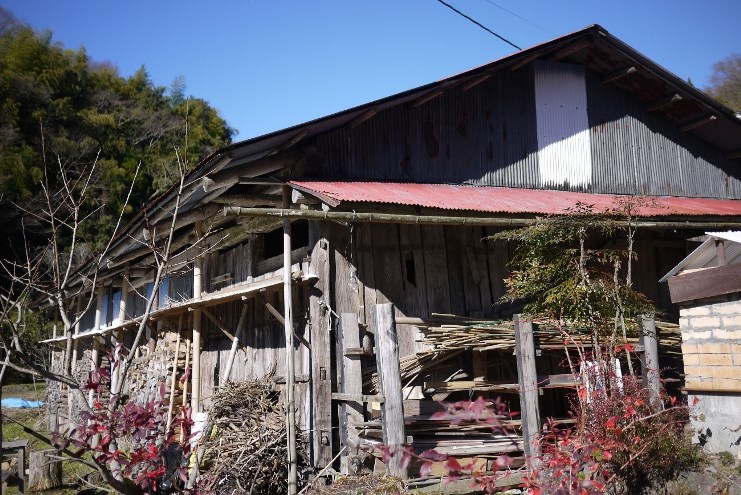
661;232;741;454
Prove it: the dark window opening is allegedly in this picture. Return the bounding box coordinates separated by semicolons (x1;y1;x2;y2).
405;252;416;287
263;220;310;259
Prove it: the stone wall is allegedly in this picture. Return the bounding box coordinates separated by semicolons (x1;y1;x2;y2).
679;294;741;455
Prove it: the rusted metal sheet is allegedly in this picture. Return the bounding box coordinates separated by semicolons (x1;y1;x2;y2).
289;181;741;217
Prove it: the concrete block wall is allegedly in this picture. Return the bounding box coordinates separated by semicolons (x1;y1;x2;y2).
680;296;741;392
680;294;741;455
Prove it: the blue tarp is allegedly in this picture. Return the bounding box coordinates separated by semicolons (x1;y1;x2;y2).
1;398;44;408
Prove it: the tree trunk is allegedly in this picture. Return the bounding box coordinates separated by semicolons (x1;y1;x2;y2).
28;449;62;491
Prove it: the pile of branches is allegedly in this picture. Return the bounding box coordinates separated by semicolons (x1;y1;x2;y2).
200;377;308;494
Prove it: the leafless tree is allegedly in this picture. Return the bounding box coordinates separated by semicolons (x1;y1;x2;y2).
0;142;203;493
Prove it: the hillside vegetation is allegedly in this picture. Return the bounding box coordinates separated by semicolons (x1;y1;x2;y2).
0;7;234;253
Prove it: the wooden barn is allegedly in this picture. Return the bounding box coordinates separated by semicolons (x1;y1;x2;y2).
45;24;741;483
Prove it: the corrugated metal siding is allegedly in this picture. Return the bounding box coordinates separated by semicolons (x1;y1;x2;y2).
534;61;592;189
315;66;539;187
314;63;738;199
586;72;741;199
480;67;540;188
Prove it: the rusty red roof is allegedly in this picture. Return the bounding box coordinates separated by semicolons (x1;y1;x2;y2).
289;182;741;217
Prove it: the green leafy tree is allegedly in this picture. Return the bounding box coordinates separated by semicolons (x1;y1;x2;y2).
489;202;654;374
0;6;235;255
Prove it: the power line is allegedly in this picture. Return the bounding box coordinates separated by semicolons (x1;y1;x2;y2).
481;0;556;36
435;0;521;51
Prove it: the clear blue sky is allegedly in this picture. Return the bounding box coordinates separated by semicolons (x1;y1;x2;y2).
4;1;740;142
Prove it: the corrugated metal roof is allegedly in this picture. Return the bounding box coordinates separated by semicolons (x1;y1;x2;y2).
290;181;741;217
659;232;741;282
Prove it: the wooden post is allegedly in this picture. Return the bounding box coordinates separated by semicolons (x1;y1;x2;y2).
166;316;182;434
374;303;407;479
639;315;660;404
89;286;105;406
309;222;332;468
283;186;298;495
112;270;130;395
29;449;61;490
514;315;540;459
191;222;203;414
339;313;363;474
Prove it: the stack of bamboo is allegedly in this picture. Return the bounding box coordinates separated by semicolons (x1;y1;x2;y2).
200;378;309;495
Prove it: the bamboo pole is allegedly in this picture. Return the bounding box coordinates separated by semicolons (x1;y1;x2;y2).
166;316;182;434
283;186;298;495
222;303;249;384
191;222;203;414
225;206;741;230
89;287;104;406
181;338;191;443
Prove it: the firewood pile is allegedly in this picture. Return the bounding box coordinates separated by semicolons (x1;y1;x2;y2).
200;378;309;494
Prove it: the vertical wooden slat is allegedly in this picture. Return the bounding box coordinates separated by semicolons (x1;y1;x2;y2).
309;221;333;468
357;224;377;332
399;224;430;355
514;314;540;459
639;315;661;404
443;226;466;314
374;303;407;479
371;223;405;306
421;225;451;315
339;313;363;474
472;227;493;312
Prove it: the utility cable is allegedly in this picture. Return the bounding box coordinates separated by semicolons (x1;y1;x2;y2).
435;0;521;51
481;0;556;36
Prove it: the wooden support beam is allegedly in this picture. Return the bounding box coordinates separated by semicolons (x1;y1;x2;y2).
550;38;592;61
459;73;491;92
264;302;311;350
211;193;282;207
716;239;727;266
667;263;741;303
89;287;104;406
679;114;717;132
278;128;309;152
413;89;445;108
191;222;203;414
514;315;540;459
226;206;741;230
639;315;660;406
509;51;542;72
282;186;298;495
222;304;249;384
349;109;377;128
374;303;407;479
291;189;321;205
332;393;384;403
340;313;364;474
201;308;237;341
602;65;637;84
645;93;682;112
309;223;332;468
